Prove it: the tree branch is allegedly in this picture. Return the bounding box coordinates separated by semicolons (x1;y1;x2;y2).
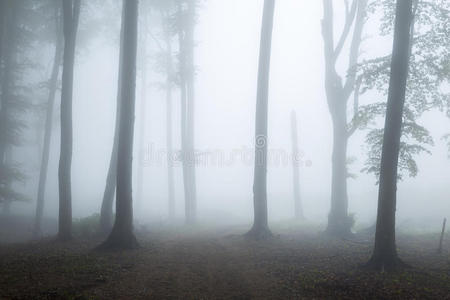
322;0;335;65
343;0;367;101
334;0;357;60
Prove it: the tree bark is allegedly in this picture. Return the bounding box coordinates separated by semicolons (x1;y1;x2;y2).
365;0;413;271
290;111;304;220
34;6;63;236
58;0;80;241
246;0;275;240
99;0;139;250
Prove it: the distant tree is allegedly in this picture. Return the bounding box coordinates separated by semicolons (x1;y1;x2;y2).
176;0;198;224
290;111;304;220
162;9;176;220
0;0;30;211
321;0;368;237
34;2;64;236
246;0;275;240
99;0;139;249
365;0;413;271
58;0;81;241
136;1;151;208
150;0;177;219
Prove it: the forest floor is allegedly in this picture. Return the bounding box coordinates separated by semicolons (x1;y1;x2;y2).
0;222;449;299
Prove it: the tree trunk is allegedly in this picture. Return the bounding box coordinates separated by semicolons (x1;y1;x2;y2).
34;7;63;237
327;103;351;236
164;26;175;220
290;110;304;220
321;0;367;237
58;0;80;241
99;0;139;250
365;0;413;271
177;2;196;225
246;0;275;240
99;6;125;234
185;0;197;224
136;12;148;208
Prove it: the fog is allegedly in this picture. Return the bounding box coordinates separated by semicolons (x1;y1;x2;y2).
3;0;448;232
2;0;450;297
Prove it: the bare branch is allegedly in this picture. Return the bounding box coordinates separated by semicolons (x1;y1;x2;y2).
334;0;357;60
322;0;335;65
343;0;368;101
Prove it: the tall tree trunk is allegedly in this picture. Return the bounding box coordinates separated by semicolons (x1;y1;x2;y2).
185;0;197;224
177;2;193;225
34;6;63;237
99;6;125;234
58;0;80;241
366;0;413;271
246;0;275;240
321;0;367;237
136;12;148;208
290;110;304;220
99;0;139;250
164;26;175;220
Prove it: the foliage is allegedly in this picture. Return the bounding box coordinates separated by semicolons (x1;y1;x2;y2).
355;0;450;180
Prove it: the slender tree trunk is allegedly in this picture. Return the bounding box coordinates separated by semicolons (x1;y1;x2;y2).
246;0;275;240
290;110;304;220
34;7;63;237
99;6;125;234
99;0;139;250
177;3;193;225
136;12;148;208
164;28;175;220
58;0;80;241
185;0;197;224
366;0;413;271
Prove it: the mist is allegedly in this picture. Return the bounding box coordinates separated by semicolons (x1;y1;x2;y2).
1;0;449;298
